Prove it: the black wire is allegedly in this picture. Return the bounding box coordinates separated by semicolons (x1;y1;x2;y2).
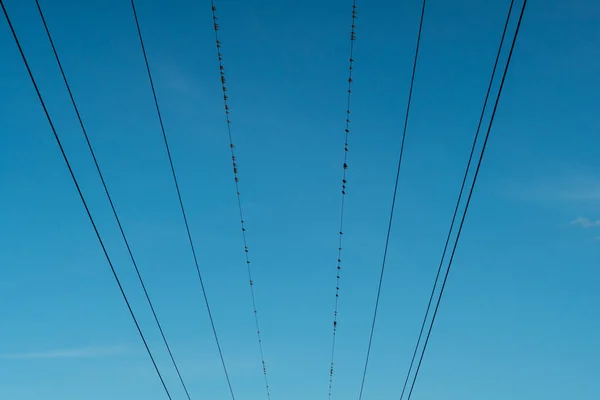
398;0;516;398
405;2;528;399
32;1;193;398
328;2;357;399
128;1;236;399
0;2;173;398
209;3;272;400
357;1;427;398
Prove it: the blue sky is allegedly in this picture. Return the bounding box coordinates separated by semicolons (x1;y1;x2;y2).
1;0;599;399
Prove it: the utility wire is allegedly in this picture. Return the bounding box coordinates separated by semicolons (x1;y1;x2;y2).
405;2;528;399
398;0;516;398
32;1;193;398
0;2;173;398
129;1;236;399
210;3;272;399
328;2;357;399
357;1;427;399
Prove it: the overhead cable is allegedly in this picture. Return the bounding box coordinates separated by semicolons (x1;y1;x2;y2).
209;2;272;399
328;2;358;399
398;0;518;398
129;1;236;398
31;1;194;398
405;2;528;399
0;1;173;398
358;1;428;398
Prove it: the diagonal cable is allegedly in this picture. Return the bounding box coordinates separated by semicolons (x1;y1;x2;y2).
328;2;358;399
32;1;194;398
129;1;236;398
397;0;517;398
0;1;173;398
405;2;528;399
357;1;428;399
210;3;272;399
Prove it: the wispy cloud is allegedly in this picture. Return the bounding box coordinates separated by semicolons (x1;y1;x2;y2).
569;217;600;228
0;345;124;360
560;188;600;202
512;166;600;205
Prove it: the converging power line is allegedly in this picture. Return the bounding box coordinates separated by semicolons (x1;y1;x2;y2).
403;2;528;399
328;2;358;399
358;1;428;398
129;1;236;398
1;1;174;398
209;2;273;399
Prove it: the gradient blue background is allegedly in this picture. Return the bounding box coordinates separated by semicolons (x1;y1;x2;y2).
1;0;599;399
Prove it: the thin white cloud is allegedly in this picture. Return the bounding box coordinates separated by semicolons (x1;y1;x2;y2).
561;188;600;202
511;167;600;205
0;345;124;360
569;217;600;228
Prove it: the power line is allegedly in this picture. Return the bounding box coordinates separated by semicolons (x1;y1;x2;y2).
405;2;528;399
128;1;236;399
397;0;517;398
0;2;173;398
357;1;428;399
328;2;357;399
209;2;272;399
32;1;193;398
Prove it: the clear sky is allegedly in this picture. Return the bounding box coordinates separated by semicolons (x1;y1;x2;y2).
1;0;599;399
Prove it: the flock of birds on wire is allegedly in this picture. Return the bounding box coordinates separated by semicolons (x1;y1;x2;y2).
1;0;529;398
